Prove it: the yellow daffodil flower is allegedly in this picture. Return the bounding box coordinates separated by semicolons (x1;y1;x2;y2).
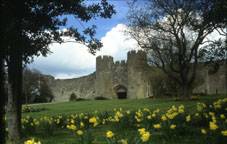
201;128;207;134
106;130;114;138
186;115;191;122
76;130;83;136
119;139;128;144
209;122;218;130
221;130;227;136
141;131;150;142
138;128;146;135
153;123;161;129
170;124;176;129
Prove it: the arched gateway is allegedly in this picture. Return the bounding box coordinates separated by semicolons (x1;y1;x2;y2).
114;85;127;99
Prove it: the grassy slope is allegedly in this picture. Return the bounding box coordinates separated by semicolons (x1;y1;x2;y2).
22;95;226;144
23;95;222;118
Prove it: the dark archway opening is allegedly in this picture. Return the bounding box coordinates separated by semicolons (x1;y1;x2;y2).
117;92;127;99
115;85;127;99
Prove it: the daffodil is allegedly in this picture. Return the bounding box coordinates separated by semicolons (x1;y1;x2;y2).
138;128;151;142
24;139;34;144
70;119;75;124
89;116;98;127
106;130;114;138
56;119;60;124
138;128;146;135
220;114;225;119
170;124;176;129
197;102;206;112
119;139;128;144
201;128;207;134
147;115;152;119
141;131;150;142
209;122;218;130
221;130;227;136
195;113;200;117
161;115;167;121
153;123;161;129
178;105;185;113
76;130;83;136
89;117;97;123
208;112;215;117
186;115;191;122
80;122;84;128
67;124;77;131
24;138;41;144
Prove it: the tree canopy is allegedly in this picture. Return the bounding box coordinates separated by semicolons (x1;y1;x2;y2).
1;0;116;62
127;0;227;98
0;0;115;143
23;68;54;104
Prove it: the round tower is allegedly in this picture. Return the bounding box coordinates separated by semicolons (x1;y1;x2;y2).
127;50;149;99
95;55;115;98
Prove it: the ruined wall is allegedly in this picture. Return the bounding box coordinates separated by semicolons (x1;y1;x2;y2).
50;73;96;102
95;56;115;98
194;64;227;95
112;60;128;90
127;50;149;99
49;50;226;102
94;50;150;99
207;64;227;94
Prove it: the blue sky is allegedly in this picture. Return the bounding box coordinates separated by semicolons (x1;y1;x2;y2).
28;0;223;79
29;0;140;79
64;0;129;39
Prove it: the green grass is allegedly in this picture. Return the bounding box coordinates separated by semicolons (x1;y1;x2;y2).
21;95;227;144
23;95;223;118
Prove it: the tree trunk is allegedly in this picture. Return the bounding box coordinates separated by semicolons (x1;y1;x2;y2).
0;49;6;144
179;82;192;99
7;46;23;144
177;66;193;99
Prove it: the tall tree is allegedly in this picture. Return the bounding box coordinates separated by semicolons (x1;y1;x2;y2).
0;42;6;144
23;68;54;103
0;1;9;142
127;0;227;98
1;0;115;143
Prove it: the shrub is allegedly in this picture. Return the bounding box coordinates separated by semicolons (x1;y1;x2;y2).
22;105;47;113
94;96;108;100
76;98;87;101
69;93;77;101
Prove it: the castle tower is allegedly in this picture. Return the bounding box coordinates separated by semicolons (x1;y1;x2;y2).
95;56;115;98
127;50;149;99
112;60;128;99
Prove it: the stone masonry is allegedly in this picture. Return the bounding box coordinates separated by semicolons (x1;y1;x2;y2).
48;50;227;102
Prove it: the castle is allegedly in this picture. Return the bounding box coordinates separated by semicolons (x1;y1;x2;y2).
48;50;227;102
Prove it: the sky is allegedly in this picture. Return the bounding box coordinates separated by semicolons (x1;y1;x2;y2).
28;0;224;79
29;0;139;79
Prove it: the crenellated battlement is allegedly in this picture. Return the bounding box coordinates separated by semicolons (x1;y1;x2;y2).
114;60;127;66
96;55;113;62
127;50;137;55
127;50;147;67
50;47;227;102
127;50;146;58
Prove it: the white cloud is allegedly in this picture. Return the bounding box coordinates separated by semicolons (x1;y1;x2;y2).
29;24;139;79
97;24;140;60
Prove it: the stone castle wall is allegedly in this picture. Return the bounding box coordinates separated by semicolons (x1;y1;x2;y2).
50;73;96;102
95;56;115;98
127;51;149;99
112;60;127;88
49;50;227;102
193;64;227;95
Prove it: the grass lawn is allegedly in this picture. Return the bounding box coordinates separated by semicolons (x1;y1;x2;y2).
23;95;223;117
21;95;227;144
